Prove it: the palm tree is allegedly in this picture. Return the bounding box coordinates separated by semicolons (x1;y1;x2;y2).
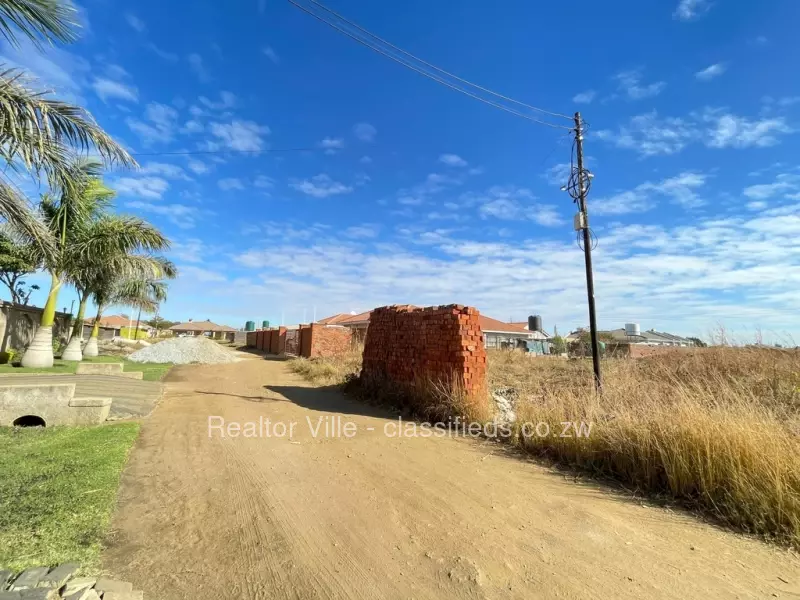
61;217;174;361
20;162;172;366
0;1;135;251
83;258;177;357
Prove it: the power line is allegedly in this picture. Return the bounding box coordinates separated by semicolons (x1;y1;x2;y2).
287;0;572;131
304;0;573;122
129;147;319;158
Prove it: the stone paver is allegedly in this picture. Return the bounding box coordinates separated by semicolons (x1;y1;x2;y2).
93;580;132;595
38;564;79;589
1;567;140;600
8;568;47;591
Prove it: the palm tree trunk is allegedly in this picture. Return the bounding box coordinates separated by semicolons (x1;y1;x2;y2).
20;272;61;367
62;290;89;362
82;306;103;357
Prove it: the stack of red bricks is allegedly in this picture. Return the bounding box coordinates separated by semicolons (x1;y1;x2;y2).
361;304;487;398
310;324;352;358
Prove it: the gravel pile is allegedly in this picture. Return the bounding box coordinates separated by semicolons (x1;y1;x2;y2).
128;337;241;364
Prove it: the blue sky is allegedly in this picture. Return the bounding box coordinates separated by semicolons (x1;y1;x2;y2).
4;0;800;342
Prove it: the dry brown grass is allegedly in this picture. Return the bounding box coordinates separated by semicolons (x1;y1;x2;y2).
289;344;800;543
287;346;364;387
489;347;800;544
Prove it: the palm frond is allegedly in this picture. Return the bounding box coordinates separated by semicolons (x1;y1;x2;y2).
0;0;78;47
0;178;55;263
0;69;136;177
72;214;171;260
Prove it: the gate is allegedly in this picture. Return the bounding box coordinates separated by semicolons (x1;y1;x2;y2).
285;329;299;355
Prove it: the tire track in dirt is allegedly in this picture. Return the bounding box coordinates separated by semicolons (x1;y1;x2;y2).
103;356;800;600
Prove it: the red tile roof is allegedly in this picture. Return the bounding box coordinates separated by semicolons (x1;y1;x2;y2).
478;315;530;334
316;313;354;325
85;314;150;329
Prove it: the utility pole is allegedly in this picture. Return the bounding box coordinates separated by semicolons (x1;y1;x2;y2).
570;112;602;391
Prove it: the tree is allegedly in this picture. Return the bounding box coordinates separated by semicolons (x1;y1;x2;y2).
147;316;177;329
687;336;707;348
0;227;40;303
0;1;135;261
550;335;566;354
83;258;177;357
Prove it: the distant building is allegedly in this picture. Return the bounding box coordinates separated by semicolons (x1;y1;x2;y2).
84;314;153;338
169;319;238;341
567;326;695;347
317;309;552;352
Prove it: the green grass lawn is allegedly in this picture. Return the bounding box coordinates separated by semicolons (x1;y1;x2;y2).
0;356;172;382
0;423;140;572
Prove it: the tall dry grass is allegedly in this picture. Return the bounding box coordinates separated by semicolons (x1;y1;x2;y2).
289;345;800;543
490;348;800;544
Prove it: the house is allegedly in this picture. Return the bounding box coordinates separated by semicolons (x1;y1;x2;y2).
169;319;238;341
317;308;552;352
84;314;153;339
601;328;694;347
567;325;695;347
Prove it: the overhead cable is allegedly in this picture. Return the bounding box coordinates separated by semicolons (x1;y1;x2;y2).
304;0;573;122
287;0;573;131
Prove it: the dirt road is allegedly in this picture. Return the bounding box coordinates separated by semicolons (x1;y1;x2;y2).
104;355;799;599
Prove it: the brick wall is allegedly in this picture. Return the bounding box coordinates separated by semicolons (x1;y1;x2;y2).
299;325;313;358
256;329;265;350
246;331;256;347
361;304;487;400
310;324;352;358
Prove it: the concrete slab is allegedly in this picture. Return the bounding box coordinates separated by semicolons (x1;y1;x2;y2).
102;592;143;600
19;588;58;599
0;374;163;420
75;363;124;375
0;384;109;426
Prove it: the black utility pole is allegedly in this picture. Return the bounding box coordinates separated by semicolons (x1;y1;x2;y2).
573;112;602;391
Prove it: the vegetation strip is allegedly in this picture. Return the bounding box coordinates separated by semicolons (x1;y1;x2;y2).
0;423;141;572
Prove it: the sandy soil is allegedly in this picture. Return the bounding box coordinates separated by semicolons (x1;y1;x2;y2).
103;355;799;599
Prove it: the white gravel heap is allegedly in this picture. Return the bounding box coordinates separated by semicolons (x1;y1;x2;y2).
128;337;240;364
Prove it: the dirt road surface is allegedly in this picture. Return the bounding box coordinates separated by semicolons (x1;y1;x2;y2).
104;355;799;599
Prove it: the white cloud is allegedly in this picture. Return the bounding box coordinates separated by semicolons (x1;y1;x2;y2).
702;109;790;149
254;175;274;189
199;91;236;110
141;162;191;180
289;174;353;198
181;120;204;134
743;174;800;201
208;120;270;152
125;13;146;32
344;225;379;239
674;0;711;21
597;109;792;157
188;53;211;82
695;63;727;81
592;172;708;215
439;154;468;167
262;46;280;64
92;77;138;102
360;156;373;164
116;177;170;200
181;265;226;282
170;239;205;263
471;186;564;227
126;201;199;229
542;163;571;186
126;102;179;145
187;160;209;175
614;69;666;100
319;137;345;150
572;90;596;104
218;178;244;191
147;43;179;62
353;122;377;142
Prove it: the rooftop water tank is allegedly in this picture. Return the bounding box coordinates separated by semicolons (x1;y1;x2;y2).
625;323;641;337
245;321;255;332
527;315;543;332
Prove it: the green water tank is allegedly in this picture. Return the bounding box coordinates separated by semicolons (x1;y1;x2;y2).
245;321;256;331
262;320;270;328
